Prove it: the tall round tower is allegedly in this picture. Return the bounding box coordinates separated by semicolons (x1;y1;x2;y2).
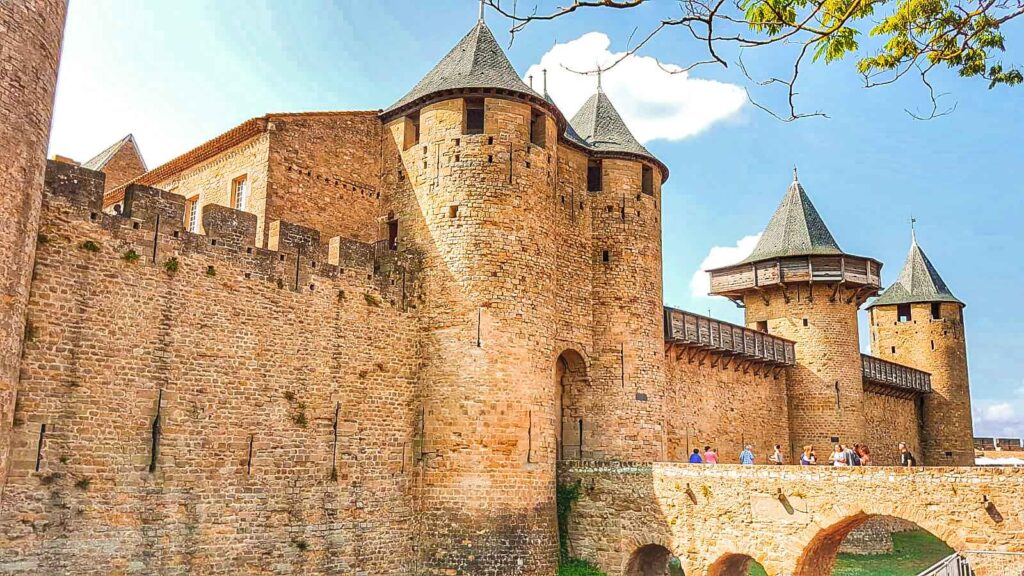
708;172;882;459
0;0;68;491
566;80;668;462
380;15;567;575
868;229;973;465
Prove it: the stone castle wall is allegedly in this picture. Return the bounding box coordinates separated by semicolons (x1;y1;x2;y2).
265;112;383;245
871;302;974;465
0;162;422;575
664;355;790;464
863;391;922;466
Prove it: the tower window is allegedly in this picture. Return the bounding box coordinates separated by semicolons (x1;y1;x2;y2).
891;346;897;354
931;302;942;320
756;321;768;333
185;196;200;232
530;110;546;147
230;175;248;211
602;250;609;263
386;213;399;250
405;111;421;149
587;159;603;192
641;165;654;195
803;318;809;327
897;303;912;323
464;98;484;134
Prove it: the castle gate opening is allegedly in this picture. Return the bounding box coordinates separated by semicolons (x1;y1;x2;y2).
625;544;684;576
556;349;588;460
708;554;767;576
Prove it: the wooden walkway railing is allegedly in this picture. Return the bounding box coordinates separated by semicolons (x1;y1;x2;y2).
663;307;795;367
861;354;932;397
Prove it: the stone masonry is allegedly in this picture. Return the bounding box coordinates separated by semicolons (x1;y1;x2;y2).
0;5;1004;576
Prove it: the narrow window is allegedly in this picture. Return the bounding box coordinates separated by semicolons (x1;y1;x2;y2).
185;196;200;233
641;165;654;195
406;111;421;149
587;159;603;192
931;302;942;320
464;98;484;134
891;346;897;354
602;250;609;263
897;303;912;323
530;110;546;147
387;214;399;251
803;318;809;327
230;175;248;210
756;320;768;333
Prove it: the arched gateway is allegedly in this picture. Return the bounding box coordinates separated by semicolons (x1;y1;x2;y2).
559;462;1024;576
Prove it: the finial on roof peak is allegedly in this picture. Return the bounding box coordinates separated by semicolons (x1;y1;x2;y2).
792;165;798;182
478;0;485;21
527;74;533;89
542;68;548;94
596;67;603;91
911;215;918;244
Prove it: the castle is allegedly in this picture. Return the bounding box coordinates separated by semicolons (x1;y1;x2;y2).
0;3;1006;575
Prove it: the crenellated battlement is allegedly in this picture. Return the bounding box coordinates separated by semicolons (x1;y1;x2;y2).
42;160;421;309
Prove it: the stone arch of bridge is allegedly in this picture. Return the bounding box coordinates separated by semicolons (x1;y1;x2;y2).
707;553;769;576
623;542;684;576
792;506;966;576
555;348;589;460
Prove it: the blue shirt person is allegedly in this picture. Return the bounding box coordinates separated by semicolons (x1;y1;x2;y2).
688;449;703;463
740;445;755;465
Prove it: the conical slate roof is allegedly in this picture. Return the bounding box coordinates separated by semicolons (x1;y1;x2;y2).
384;20;542;115
568;88;655;161
869;234;963;308
739;173;842;264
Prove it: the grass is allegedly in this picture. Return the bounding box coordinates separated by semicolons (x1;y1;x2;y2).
558;558;605;576
832;531;953;576
749;561;769;576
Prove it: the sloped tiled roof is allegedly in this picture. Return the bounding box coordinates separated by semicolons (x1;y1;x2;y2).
568;89;655;162
869;234;963;308
384;20;543;115
82;134;146;171
740;173;843;264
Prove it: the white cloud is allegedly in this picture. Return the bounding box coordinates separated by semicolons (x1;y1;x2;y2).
525;33;747;144
974;400;1024;438
689;233;762;298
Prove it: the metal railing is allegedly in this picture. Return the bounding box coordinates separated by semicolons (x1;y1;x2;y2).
918;554;973;576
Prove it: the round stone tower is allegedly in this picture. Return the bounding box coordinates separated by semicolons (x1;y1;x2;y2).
380;16;568;575
868;230;973;465
708;171;882;459
0;0;68;491
568;81;668;461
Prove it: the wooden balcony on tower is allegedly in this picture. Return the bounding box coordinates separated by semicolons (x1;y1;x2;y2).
663;307;795;376
708;254;882;305
861;354;932;398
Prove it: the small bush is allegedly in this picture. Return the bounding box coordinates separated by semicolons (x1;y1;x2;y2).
206;265;216;277
163;257;179;276
558;559;606;576
292;539;308;552
37;233;50;245
80;240;100;252
283;390;296;402
59;455;69;465
363;292;381;307
276;278;285;289
74;477;91;490
121;249;140;263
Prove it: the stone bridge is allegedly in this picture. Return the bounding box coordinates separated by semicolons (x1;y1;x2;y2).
560;462;1024;576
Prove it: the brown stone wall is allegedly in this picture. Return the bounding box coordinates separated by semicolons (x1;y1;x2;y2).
99;142;146;193
588;158;666;461
381;96;564;575
153;133;270;238
664;355;790;464
744;284;865;460
0;164;420;574
561;462;1024;576
839;515;922;555
870;302;974;465
0;0;68;493
265;112;382;246
863;391;922;466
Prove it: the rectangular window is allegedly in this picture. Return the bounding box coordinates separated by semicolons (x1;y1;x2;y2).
642;164;654;195
897;303;912;323
230;175;248;211
587;159;603;192
464;98;484;134
756;320;768;333
931;302;942;320
530;110;545;147
185;196;200;233
404;111;421;150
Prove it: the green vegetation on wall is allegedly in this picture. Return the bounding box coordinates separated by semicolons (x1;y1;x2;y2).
557;481;607;576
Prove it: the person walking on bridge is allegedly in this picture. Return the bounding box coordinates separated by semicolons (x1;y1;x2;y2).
740;445;755;465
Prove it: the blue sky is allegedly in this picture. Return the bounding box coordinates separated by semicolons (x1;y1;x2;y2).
49;1;1024;437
